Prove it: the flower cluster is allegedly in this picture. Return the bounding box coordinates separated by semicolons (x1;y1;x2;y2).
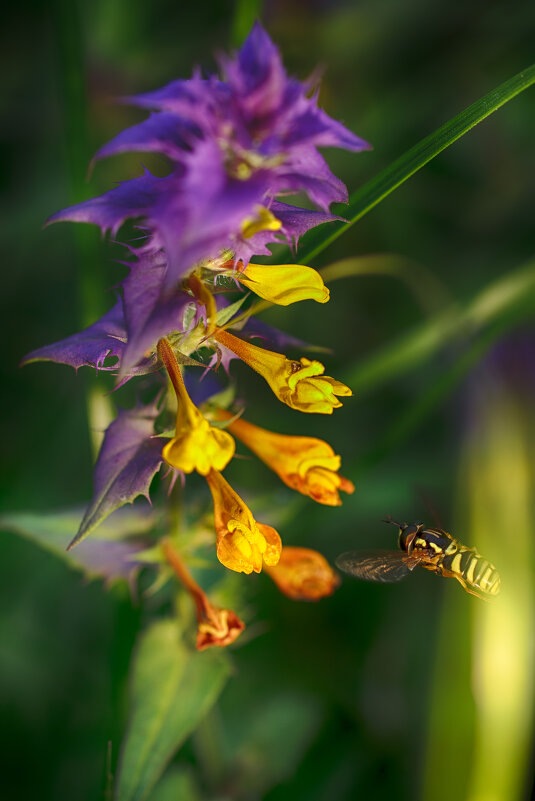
24;24;367;649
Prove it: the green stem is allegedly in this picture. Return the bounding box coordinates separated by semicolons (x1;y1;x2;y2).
54;0;112;457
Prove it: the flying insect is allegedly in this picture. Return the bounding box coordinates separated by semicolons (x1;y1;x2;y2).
336;517;500;599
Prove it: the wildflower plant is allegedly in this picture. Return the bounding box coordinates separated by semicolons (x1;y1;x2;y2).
11;16;535;801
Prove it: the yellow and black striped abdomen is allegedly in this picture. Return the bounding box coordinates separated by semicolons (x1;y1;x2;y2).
440;545;501;597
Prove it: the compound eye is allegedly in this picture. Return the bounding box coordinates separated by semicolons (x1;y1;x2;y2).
404;524;420;538
399;523;420;552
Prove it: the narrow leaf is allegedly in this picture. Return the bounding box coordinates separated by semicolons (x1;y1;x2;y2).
293;64;535;264
116;619;230;801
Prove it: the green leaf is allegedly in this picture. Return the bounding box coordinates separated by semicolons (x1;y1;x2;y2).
149;767;201;801
116;619;230;801
215;293;249;326
348;258;535;479
0;506;156;583
278;64;535;266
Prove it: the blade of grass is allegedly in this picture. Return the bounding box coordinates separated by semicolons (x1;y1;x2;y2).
54;0;113;454
345;257;535;396
348;257;535;479
231;0;264;46
299;64;535;264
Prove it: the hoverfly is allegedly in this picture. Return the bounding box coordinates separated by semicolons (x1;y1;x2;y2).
336;517;500;599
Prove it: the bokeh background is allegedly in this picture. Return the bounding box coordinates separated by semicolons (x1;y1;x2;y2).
2;1;535;799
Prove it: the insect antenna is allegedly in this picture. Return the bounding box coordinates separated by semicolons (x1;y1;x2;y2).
382;515;404;528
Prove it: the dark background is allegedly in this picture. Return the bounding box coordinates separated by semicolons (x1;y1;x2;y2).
2;1;535;799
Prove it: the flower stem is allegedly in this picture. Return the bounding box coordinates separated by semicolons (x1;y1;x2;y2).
188;274;217;335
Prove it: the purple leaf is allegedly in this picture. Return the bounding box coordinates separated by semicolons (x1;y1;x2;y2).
92;112;200;166
21;299;126;371
0;506;157;584
71;401;168;549
240;317;328;354
119;250;192;376
46;169;174;238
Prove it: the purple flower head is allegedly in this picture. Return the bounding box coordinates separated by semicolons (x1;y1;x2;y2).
47;23;368;317
95;24;369;209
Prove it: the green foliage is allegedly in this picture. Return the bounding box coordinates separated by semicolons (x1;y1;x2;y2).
115;620;230;801
0;506;156;582
147;767;202;801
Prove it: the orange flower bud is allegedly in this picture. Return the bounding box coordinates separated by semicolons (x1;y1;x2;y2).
214;329;351;414
205;469;282;574
218;411;354;506
162;540;245;650
266;547;340;601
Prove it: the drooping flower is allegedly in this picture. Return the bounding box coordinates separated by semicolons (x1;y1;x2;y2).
214;328;352;413
216;411;354;505
265;547;340;601
205;469;281;574
158;338;235;475
163;539;245;650
234;261;329;305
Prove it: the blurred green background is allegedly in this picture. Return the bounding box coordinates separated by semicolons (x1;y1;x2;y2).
2;0;535;799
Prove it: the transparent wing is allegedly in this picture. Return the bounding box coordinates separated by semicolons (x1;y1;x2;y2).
335;549;427;583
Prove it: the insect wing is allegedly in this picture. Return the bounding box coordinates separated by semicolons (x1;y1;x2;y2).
335;550;424;583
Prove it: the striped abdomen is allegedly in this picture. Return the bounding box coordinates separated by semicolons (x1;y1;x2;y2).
438;545;501;597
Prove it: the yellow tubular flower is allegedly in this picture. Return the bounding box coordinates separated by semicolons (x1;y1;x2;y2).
158;338;235;475
205;469;281;574
163;540;245;650
214;328;352;414
235;262;329;305
217;410;354;506
265;547;340;601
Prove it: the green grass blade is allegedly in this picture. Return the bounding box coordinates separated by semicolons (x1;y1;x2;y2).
231;0;264;46
345;257;535;396
299;64;535;264
348;257;535;479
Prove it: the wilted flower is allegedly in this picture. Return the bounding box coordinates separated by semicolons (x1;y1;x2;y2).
214;328;352;413
163;539;245;650
266;547;340;600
